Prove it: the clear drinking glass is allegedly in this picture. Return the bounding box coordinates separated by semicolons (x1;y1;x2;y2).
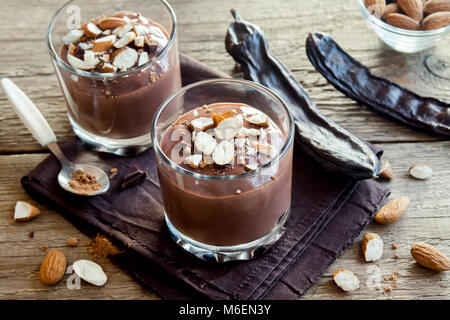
152;79;295;263
47;0;181;155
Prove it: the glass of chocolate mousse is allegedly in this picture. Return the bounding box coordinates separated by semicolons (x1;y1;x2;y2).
153;79;295;262
47;0;181;155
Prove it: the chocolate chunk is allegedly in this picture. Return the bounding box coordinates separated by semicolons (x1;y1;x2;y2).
121;165;148;189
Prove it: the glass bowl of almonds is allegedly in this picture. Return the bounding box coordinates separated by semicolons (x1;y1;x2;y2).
358;0;450;53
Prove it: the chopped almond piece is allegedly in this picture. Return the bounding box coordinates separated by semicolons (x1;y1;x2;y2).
243;163;258;171
199;155;214;168
332;268;360;292
194;132;217;155
247;113;269;127
221;110;238;119
185;155;202;169
114;24;133;38
67;54;95;70
212;113;226;127
68;43;76;56
62;29;84;44
189;117;214;131
214;117;242;140
84;22;102;37
113;47;138;70
134;35;145;47
257;144;277;158
212;141;235;165
138;52;149;66
114;32;136;48
14;201;41;222
101;63;117;73
92;35;116;52
84;51;100;66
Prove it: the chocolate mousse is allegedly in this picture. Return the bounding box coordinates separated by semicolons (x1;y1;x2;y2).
157;103;293;246
58;11;181;139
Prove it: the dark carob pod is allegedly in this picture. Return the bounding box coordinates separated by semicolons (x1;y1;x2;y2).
306;32;450;137
225;10;380;179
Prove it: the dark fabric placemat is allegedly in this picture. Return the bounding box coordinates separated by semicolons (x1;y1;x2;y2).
21;54;390;300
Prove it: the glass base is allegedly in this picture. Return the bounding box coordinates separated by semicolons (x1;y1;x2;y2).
69;115;151;156
165;209;290;263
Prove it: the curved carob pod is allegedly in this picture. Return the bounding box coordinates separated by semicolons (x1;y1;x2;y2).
306;32;450;137
225;10;380;179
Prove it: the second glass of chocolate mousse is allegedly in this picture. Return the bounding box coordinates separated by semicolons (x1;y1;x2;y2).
153;79;295;262
47;0;180;155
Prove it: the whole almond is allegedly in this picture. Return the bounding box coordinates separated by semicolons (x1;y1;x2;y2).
398;0;424;21
375;196;410;224
40;249;67;285
386;13;421;30
365;0;387;18
410;243;450;271
424;0;450;14
421;11;450;30
379;158;393;180
384;3;402;17
98;17;127;30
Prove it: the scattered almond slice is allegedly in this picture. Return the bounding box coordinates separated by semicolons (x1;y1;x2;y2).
92;35;117;52
67;54;96;70
332;268;360;292
113;47;138;71
409;163;433;180
62;29;84;44
212;113;226;127
14;201;41;222
83;51;100;66
243;163;258;171
73;260;107;286
247;113;269;127
257;143;277;158
362;233;383;262
212;141;235;165
84;22;102;37
138;52;149;66
194;131;217;155
114;32;136;48
214;117;242;140
134;35;145;47
189;117;214;131
101;63;117;73
98;17;127;30
185;154;202;169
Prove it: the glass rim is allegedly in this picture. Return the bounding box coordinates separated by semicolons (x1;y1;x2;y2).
357;0;450;37
46;0;177;79
152;78;295;181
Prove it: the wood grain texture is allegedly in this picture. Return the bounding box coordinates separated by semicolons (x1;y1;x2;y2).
0;0;449;300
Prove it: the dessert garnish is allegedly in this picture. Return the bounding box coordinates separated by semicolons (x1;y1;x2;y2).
121;165;148;189
68;169;102;195
61;11;168;73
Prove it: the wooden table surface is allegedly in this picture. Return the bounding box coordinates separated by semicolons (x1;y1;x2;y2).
1;0;449;300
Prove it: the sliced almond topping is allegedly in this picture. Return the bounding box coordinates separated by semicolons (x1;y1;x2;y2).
14;201;41;222
62;30;84;44
101;63;117;73
199;155;214;168
114;24;133;38
138;51;149;66
212;113;226;127
332;269;360;292
189;117;214;131
92;35;117;52
185;154;202;169
83;51;100;66
113;47;138;71
247;113;269;127
257;144;277;158
194;132;217;155
221;110;238;119
114;32;136;48
98;17;127;30
84;22;102;37
134;35;145;47
134;25;150;36
214;117;242;140
212;141;235;166
67;54;95;70
243;163;258;171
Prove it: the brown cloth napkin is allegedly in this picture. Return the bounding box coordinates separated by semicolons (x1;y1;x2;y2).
21;54;390;300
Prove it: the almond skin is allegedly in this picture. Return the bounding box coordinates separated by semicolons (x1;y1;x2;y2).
410;243;450;271
375;196;410;224
424;0;450;14
365;0;387;18
421;11;450;30
40;249;67;285
398;0;424;21
386;13;421;30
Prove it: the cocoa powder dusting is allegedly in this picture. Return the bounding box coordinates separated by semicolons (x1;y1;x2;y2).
87;234;122;260
69;169;101;194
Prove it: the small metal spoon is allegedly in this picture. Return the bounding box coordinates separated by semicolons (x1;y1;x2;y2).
1;78;109;196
